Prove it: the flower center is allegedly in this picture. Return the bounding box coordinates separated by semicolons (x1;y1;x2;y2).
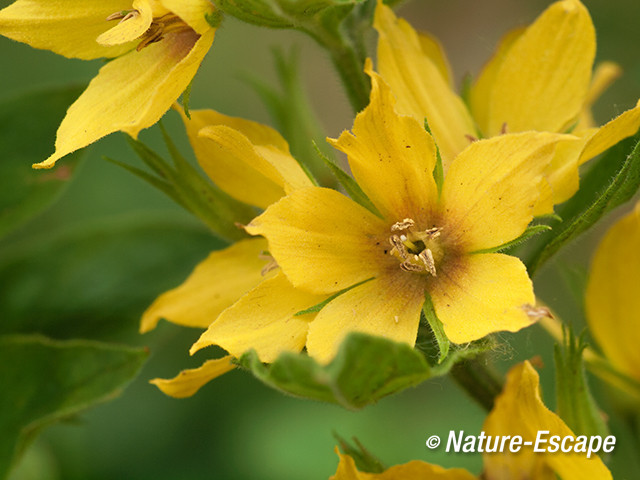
105;10;192;51
388;218;443;276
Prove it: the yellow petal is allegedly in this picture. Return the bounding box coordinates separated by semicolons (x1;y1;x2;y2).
586;201;640;381
140;238;268;333
416;31;453;87
469;27;525;135
161;0;215;34
374;1;475;164
483;361;612;479
190;272;324;362
328;62;438;221
430;253;535;344
150;356;235;398
306;273;425;364
246;187;389;294
440;132;568;251
484;0;595;136
0;0;139;59
578;100;640;166
331;448;476;480
197;120;311;209
96;0;153;46
576;61;623;130
34;27;214;168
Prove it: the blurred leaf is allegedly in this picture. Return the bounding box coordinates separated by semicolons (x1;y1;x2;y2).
0;215;223;341
213;0;365;28
0;334;147;479
526;135;640;275
239;332;491;410
0;86;85;239
334;434;385;473
555;328;609;440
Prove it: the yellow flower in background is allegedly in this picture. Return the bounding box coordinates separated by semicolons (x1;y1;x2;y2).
190;65;571;364
375;0;640;213
0;0;216;169
141;107;320;397
331;362;612;480
586;201;640;384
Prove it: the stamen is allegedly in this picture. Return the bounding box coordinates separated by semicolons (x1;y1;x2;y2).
501;122;508;135
136;14;192;51
522;304;553;320
258;252;279;276
419;249;437;276
400;261;423;272
465;134;478;143
389;235;409;260
391;218;415;232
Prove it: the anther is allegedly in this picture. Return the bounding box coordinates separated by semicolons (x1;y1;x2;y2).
465;134;478;143
419;249;437;276
106;10;138;22
400;261;423;272
389;235;409;260
522;304;553;320
501;122;509;135
391;218;415;232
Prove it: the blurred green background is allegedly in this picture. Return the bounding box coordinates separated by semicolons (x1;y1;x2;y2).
1;0;639;478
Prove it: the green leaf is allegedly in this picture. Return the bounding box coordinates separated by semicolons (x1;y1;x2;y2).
0;334;147;479
526;135;640;275
314;142;382;217
334;434;385;473
238;332;492;409
0;86;86;240
238;333;432;410
213;0;365;28
0;214;223;341
555;327;609;440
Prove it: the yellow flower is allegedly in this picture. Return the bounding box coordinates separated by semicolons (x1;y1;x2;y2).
141;107;319;397
374;0;640;213
331;361;612;480
0;0;217;169
191;65;571;364
585;200;640;384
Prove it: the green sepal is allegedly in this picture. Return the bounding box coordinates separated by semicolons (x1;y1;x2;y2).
239;331;493;409
555;327;609;440
0;334;147;479
472;223;552;255
421;293;449;364
525;134;640;276
334;434;385;473
313;142;382;217
423;118;444;195
119;132;255;242
0;86;86;240
294;277;373;316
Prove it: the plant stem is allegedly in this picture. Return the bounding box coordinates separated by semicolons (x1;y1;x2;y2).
450;357;504;412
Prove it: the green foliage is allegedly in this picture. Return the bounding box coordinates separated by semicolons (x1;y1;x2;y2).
554;328;609;440
0;335;147;479
334;435;385;473
108;132;255;242
212;0;365;28
0;215;222;341
526;135;640;275
422;294;449;364
0;86;85;240
239;332;493;410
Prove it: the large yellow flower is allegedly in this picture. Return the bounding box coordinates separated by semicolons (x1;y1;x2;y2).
331;361;612;479
375;0;640;213
585;200;640;384
189;66;571;364
0;0;217;168
141;106;320;397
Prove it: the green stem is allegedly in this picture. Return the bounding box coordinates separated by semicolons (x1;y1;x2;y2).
450;357;504;412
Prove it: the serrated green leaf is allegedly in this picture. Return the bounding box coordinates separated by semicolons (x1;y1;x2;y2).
0;86;86;240
238;332;492;409
526;135;640;275
239;332;432;409
0;334;147;478
0;215;223;341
